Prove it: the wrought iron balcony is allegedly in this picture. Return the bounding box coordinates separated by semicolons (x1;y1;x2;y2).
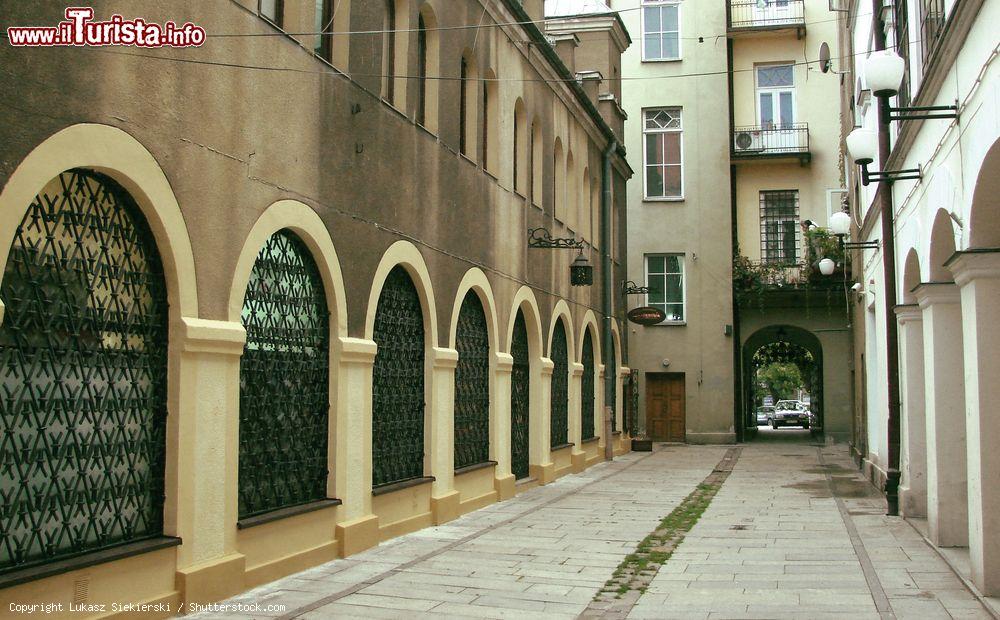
732;123;811;163
728;0;805;33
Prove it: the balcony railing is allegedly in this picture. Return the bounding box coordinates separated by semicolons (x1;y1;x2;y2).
728;0;805;30
732;123;810;159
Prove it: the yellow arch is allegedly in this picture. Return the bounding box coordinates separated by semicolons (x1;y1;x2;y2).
0;123;197;320
506;285;544;358
576;309;602;363
228;199;348;337
365;240;439;346
449;267;499;352
548;299;575;359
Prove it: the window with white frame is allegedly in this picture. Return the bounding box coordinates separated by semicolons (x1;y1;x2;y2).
642;1;680;61
756;64;795;129
759;190;800;264
643;108;683;199
646;254;685;322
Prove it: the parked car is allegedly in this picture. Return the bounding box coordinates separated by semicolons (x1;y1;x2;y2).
756;405;775;425
770;400;811;429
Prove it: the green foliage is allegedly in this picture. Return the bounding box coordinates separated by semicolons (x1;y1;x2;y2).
804;227;847;279
757;362;804;402
733;250;788;308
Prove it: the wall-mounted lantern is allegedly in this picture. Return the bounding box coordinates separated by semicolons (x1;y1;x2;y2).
527;227;592;287
570;252;594;287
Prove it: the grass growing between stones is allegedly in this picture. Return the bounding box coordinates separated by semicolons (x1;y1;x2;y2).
593;479;723;603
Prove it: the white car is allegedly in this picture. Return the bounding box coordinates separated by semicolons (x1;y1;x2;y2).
770;400;811;429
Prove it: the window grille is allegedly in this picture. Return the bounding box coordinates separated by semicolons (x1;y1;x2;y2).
581;331;596;441
0;170;169;572
606;343;618;432
895;0;911;107
454;292;490;470
919;0;946;67
239;230;330;519
550;321;569;446
760;190;800;264
510;312;530;479
372;267;426;487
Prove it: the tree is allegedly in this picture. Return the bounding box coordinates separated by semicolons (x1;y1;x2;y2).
757;362;804;404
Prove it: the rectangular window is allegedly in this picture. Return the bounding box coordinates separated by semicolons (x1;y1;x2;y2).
756;64;795;129
642;1;680;61
459;58;468;155
919;0;946;67
894;0;911;107
760;190;800;264
259;0;283;27
646;254;685;322
314;0;331;59
643;108;683;199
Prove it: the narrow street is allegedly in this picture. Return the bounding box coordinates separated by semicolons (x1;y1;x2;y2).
189;438;994;620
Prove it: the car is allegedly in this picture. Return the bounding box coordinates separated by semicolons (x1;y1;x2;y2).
770;400;811;429
756;405;775;425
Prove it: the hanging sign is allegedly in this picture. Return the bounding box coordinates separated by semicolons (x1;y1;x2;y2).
627;306;666;326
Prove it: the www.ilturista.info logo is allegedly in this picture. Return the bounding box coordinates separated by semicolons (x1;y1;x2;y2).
7;7;206;47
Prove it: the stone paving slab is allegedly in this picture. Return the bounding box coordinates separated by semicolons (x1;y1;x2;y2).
186;436;994;619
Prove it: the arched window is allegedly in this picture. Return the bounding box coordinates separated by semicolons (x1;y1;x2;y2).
455;292;490;469
372;266;425;487
566;150;576;230
416;14;427;126
383;0;396;102
416;4;439;132
582;168;592;242
531;122;543;205
239;230;330;519
0;170;169;571
388;0;409;107
315;0;350;69
511;312;531;479
582;330;596;440
315;0;333;60
459;51;479;158
553;138;565;220
550;320;569;446
514;100;528;195
483;69;498;172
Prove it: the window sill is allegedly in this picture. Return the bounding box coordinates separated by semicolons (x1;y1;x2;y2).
650;321;687;326
641;57;683;63
0;536;182;590
455;461;497;476
581;436;600;445
373;476;435;496
237;498;342;530
644;197;685;203
551;442;574;452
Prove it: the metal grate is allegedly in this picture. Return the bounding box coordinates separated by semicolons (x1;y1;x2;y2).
510;312;530;480
759;190;800;264
919;0;945;67
550;321;569;447
454;292;490;470
239;230;330;519
895;0;911;107
372;266;425;487
581;331;595;441
0;170;169;572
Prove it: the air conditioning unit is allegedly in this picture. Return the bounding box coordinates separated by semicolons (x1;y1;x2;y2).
734;130;765;153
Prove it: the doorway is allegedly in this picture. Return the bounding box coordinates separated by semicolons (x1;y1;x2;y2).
646;373;686;442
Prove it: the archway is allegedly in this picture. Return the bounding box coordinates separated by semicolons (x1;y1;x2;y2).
742;325;824;439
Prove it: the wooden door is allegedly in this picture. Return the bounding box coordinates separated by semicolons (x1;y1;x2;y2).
646;373;686;442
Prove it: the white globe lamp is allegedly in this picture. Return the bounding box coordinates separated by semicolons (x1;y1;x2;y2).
830;211;852;236
864;50;905;97
818;258;836;276
846;127;877;165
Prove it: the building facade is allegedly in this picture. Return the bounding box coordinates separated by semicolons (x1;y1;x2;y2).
842;0;1000;598
616;0;852;443
0;0;632;615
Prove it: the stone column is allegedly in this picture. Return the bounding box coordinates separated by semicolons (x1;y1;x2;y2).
429;347;460;524
533;358;555;483
914;282;968;548
173;318;247;604
949;250;1000;595
334;337;379;557
493;352;515;499
895;304;927;519
570;362;586;472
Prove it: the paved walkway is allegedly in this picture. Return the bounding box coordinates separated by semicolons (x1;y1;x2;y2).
188;435;995;619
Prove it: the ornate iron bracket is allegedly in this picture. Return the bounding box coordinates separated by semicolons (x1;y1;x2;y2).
621;280;649;296
528;227;583;250
887;103;958;122
836;235;880;250
860;162;921;186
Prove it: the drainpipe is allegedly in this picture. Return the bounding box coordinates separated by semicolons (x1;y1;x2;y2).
602;137;617;460
871;0;902;516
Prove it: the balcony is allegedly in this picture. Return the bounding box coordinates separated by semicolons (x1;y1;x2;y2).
731;123;811;164
728;0;806;37
734;260;848;310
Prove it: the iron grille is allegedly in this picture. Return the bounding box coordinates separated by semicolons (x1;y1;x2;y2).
581;331;595;441
0;170;169;573
454;292;490;470
510;312;530;480
919;0;945;67
895;0;911;107
550;321;569;447
372;266;425;487
759;190;800;264
607;344;618;433
239;230;330;519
